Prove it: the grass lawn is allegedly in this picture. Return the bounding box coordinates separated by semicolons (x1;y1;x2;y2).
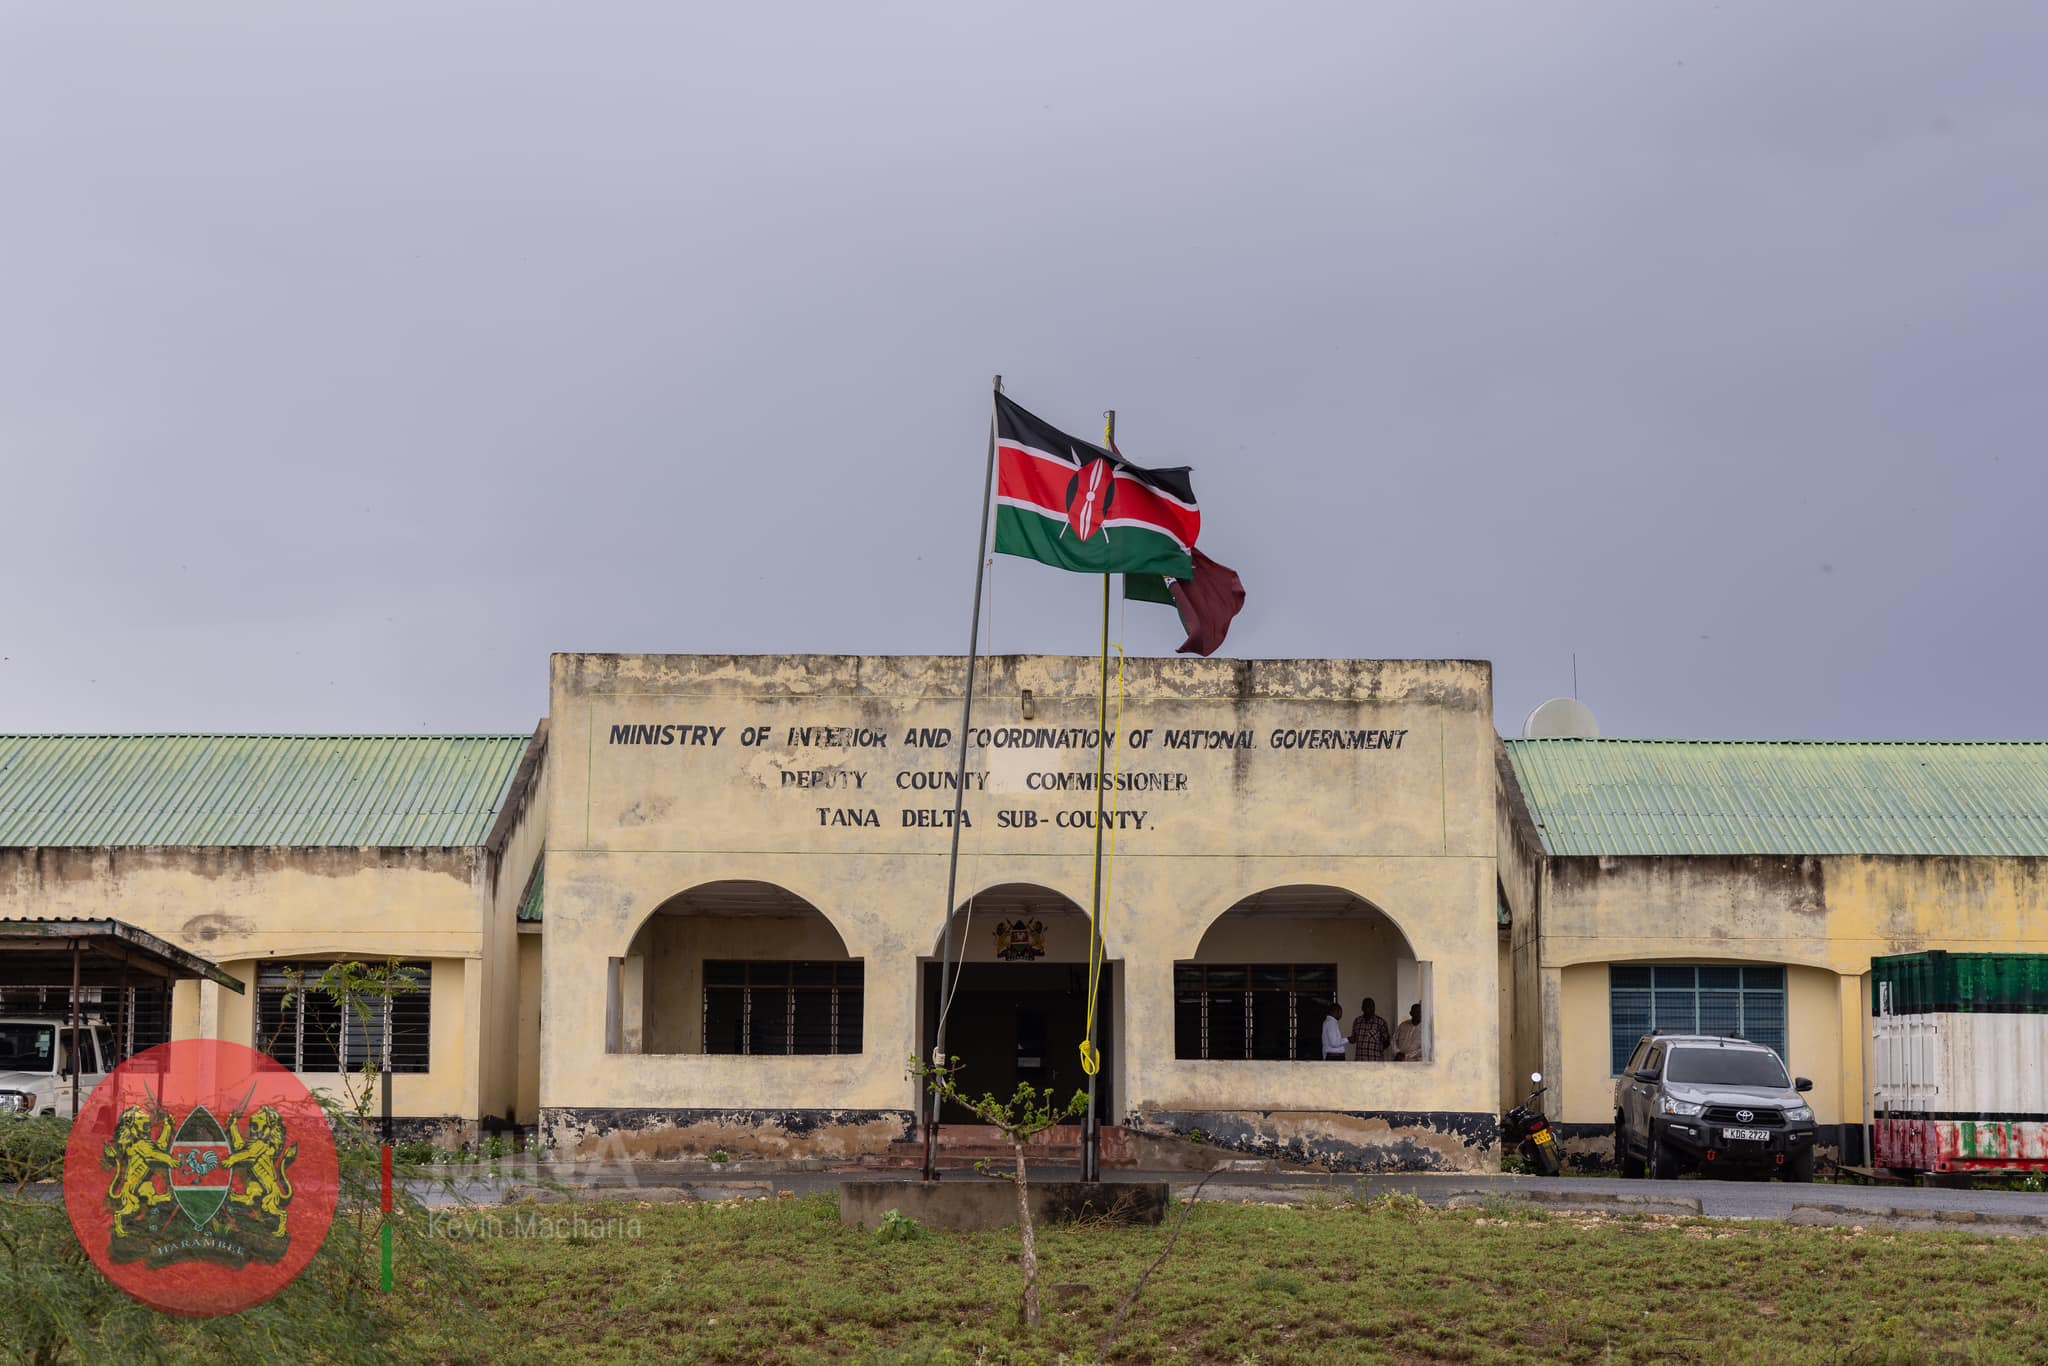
396;1192;2048;1363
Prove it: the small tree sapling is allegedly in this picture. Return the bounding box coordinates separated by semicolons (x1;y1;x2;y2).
911;1056;1086;1329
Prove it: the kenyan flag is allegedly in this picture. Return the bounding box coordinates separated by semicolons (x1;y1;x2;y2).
993;393;1198;577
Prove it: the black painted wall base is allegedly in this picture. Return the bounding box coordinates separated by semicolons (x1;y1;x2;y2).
371;1115;473;1147
1132;1109;1500;1172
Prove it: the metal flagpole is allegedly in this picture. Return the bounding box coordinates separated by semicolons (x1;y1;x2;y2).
927;374;1002;1182
1081;410;1117;1183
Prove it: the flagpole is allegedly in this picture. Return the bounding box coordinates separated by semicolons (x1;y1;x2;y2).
1081;409;1116;1184
927;374;1001;1182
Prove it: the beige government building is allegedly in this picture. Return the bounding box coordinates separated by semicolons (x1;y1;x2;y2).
5;652;2045;1169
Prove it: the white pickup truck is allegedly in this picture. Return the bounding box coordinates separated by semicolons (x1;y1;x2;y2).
0;1017;111;1118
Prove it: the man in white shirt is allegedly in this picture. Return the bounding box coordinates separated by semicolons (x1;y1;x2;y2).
1321;1003;1348;1060
1392;1002;1425;1061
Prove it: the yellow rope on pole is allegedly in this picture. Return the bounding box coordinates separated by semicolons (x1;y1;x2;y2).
1080;643;1124;1077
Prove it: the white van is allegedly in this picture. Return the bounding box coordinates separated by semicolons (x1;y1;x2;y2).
0;1017;111;1118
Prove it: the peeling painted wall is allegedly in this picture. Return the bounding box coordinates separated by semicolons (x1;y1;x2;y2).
0;846;493;1120
1538;853;2048;1128
516;930;543;1122
539;1106;913;1161
481;729;550;1124
1132;1109;1497;1172
539;653;1502;1166
1493;739;1548;1114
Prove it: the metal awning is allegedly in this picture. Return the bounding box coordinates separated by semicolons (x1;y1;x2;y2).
0;918;243;992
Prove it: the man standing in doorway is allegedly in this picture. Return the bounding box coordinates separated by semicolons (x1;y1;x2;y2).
1349;997;1391;1062
1321;1003;1348;1060
1392;1002;1424;1061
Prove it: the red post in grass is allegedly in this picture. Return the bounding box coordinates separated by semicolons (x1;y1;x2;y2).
380;1143;394;1292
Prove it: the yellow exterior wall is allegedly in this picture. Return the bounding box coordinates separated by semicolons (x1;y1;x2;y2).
481;739;549;1124
0;805;545;1133
1840;970;1869;1137
1496;939;1515;1107
1785;965;1840;1116
539;653;1503;1166
516;931;543;1123
1555;962;1844;1126
171;978;201;1042
634;913;854;1054
1537;855;2048;1131
1494;746;1546;1113
1555;963;1610;1123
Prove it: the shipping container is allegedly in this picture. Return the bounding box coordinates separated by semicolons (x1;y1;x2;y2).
1870;951;2048;1172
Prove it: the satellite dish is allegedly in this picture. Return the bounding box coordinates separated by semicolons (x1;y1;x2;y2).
1523;697;1600;739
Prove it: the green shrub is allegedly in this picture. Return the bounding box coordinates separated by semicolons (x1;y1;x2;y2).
875;1209;923;1242
0;1096;461;1364
0;961;465;1363
0;1116;70;1190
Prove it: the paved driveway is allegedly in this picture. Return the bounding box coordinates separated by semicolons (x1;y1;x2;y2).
1201;1170;2048;1222
423;1164;2048;1227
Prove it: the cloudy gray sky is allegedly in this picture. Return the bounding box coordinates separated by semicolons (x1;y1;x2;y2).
3;3;2044;739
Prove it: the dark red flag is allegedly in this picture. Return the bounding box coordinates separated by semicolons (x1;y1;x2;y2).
1126;548;1245;656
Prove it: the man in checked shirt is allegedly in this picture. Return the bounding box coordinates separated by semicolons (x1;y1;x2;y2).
1349;997;1391;1062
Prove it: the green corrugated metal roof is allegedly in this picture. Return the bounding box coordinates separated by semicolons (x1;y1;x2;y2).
517;858;545;922
1505;739;2048;857
0;734;533;848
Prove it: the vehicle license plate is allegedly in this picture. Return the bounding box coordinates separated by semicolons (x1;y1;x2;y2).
1724;1127;1770;1143
1532;1128;1553;1145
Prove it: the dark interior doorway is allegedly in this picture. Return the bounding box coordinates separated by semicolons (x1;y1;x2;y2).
921;961;1112;1124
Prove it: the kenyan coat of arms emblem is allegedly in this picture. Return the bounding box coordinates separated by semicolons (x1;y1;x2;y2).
993;918;1048;961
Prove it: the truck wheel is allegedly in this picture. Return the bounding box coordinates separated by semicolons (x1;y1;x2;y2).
1617;1117;1645;1178
1784;1149;1815;1183
1649;1136;1679;1180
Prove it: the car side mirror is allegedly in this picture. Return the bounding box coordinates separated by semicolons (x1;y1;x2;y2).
1633;1069;1659;1084
1794;1077;1813;1093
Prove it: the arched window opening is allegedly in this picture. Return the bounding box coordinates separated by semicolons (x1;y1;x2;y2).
606;881;860;1057
1179;885;1431;1063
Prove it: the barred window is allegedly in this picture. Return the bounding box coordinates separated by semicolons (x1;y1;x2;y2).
1174;963;1337;1060
0;985;168;1064
1609;964;1787;1074
256;961;431;1074
702;961;863;1055
116;986;171;1061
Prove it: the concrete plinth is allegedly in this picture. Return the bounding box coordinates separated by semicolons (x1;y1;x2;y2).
840;1179;1168;1232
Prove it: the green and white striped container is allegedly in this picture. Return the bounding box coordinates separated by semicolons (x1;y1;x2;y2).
1871;951;2048;1172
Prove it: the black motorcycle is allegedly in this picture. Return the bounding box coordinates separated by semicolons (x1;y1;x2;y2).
1501;1071;1562;1175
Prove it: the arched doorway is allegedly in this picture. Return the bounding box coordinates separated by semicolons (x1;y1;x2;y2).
1181;885;1430;1063
921;883;1114;1123
610;881;859;1056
